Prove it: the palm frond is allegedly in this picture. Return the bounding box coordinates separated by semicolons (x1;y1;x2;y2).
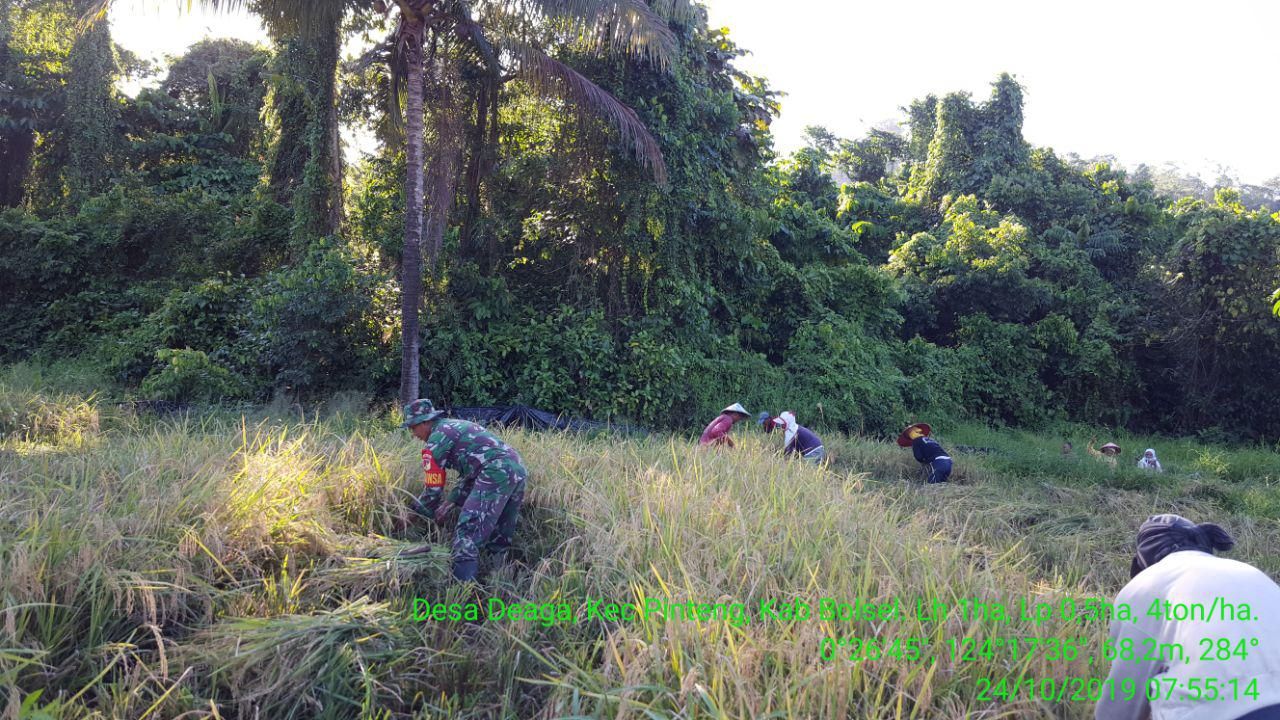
530;0;697;25
76;0;112;30
386;16;419;139
452;6;502;75
645;0;699;24
510;42;667;185
347;33;403;137
250;0;349;39
524;0;679;69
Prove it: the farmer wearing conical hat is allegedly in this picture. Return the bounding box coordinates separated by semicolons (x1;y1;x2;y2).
699;402;751;447
401;399;527;582
1087;436;1121;468
897;423;951;484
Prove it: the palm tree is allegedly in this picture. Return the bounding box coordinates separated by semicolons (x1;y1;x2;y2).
90;0;693;403
391;0;430;405
383;0;694;403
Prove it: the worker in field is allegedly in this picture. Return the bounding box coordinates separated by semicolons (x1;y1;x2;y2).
1088;437;1122;468
400;399;527;582
1095;514;1280;720
1137;448;1163;472
760;410;826;463
699;403;751;447
897;423;951;483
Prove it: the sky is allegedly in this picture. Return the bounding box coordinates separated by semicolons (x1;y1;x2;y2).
110;1;266;61
108;0;1280;184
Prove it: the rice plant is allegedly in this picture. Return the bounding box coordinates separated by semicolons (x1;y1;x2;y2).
2;384;1277;718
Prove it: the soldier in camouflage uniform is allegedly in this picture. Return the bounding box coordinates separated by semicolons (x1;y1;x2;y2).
401;399;528;582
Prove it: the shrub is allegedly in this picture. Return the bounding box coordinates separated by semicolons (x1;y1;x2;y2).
0;209;84;357
783;317;907;435
896;336;968;420
953;315;1052;427
243;243;390;396
140;348;251;402
106;276;252;385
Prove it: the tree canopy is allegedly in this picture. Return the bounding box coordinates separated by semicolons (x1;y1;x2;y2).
2;7;1279;440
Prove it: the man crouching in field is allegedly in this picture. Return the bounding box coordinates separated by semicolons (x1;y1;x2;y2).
400;399;528;582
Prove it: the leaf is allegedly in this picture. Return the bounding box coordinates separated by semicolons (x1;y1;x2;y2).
528;0;686;68
508;43;668;185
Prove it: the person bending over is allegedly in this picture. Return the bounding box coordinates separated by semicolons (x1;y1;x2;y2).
401;399;527;582
761;410;826;463
897;423;951;484
699;403;751;448
1096;514;1280;720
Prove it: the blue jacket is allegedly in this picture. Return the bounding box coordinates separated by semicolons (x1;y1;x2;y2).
912;436;948;464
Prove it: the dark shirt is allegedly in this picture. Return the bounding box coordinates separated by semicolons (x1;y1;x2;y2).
912;436;948;464
785;425;823;455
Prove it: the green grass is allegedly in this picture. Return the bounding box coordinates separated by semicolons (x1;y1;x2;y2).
2;374;1278;718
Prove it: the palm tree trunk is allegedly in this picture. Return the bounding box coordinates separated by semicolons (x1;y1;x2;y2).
398;16;426;406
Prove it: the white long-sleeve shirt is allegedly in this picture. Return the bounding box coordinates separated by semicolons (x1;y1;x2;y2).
1096;551;1280;720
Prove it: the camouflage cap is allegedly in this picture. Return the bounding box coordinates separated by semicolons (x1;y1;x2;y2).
402;398;445;428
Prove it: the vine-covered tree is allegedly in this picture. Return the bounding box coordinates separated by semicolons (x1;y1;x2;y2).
377;0;691;403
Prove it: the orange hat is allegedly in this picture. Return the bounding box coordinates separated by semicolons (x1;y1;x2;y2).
897;423;932;447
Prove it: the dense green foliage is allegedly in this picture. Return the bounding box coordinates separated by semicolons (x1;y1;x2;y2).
2;5;1278;440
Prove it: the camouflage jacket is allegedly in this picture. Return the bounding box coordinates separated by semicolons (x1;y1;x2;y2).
420;419;524;507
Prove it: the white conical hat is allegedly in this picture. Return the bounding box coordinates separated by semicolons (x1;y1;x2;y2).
722;402;749;416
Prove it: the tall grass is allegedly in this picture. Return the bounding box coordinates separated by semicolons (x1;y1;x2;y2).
2;383;1278;718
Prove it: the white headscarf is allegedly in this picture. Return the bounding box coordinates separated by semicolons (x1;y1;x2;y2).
776;411;799;449
1138;448;1160;469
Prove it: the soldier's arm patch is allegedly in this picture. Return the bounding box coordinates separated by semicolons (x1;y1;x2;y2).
422;448;446;488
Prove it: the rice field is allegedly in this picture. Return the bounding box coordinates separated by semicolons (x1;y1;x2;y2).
2;369;1279;719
